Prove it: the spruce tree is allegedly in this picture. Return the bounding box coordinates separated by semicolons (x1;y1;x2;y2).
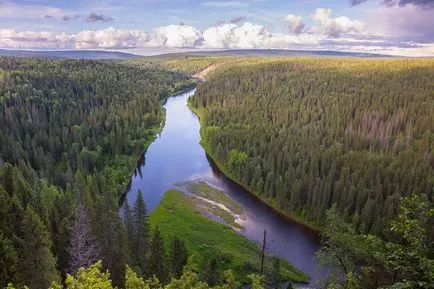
268;257;281;289
123;199;135;259
0;233;19;288
20;205;59;289
170;237;188;278
93;182;130;288
132;190;150;276
149;226;168;283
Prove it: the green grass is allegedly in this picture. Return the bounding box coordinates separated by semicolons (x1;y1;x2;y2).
150;190;309;283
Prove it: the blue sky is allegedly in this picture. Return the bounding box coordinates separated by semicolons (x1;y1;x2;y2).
0;0;433;56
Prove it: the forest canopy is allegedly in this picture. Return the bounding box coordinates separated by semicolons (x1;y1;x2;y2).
190;58;434;235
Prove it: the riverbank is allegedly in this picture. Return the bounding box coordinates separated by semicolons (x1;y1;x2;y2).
150;189;309;284
188;102;323;234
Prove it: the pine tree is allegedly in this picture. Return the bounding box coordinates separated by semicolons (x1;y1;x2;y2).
20;205;59;289
0;233;19;288
149;226;168;283
123;199;135;258
94;184;130;288
132;190;150;276
67;205;100;275
170;237;188;278
268;257;281;289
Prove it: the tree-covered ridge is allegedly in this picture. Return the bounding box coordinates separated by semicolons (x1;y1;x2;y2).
123;55;237;76
0;57;195;288
0;57;194;191
191;58;434;235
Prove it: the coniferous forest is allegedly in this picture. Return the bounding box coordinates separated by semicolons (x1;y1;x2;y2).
191;58;434;235
0;55;433;289
0;57;196;288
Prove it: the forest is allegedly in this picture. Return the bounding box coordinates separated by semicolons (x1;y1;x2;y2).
0;57;199;289
1;55;433;289
191;58;434;235
0;56;282;289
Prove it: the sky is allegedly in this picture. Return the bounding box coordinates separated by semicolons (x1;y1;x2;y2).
0;0;433;56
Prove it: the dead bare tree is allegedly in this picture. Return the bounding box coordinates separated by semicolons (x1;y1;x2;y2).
67;205;100;275
259;229;279;275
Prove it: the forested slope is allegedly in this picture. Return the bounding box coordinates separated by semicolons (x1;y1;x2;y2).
0;57;194;288
0;57;193;189
191;58;434;234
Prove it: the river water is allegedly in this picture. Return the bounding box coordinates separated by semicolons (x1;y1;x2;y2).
125;89;325;286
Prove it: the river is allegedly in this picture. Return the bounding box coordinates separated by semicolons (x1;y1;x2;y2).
125;89;325;287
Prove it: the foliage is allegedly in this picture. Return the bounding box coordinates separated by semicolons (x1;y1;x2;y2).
128;190;151;276
191;57;434;234
149;226;169;283
170;237;189;278
317;194;433;289
124;55;236;76
20;205;59;289
55;262;113;289
149;190;308;283
0;56;192;287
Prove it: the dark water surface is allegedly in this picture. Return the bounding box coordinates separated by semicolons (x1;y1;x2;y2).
126;89;325;286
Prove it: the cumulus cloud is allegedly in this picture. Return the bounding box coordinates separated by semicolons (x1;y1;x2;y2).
0;7;432;57
202;22;269;48
311;8;365;37
285;14;305;35
149;25;202;48
0;29;73;49
86;13;114;23
74;27;149;49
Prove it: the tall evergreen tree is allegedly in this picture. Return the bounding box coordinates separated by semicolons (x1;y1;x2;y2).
123;199;135;258
20;205;59;289
268;257;281;289
0;233;19;288
93;183;130;288
131;190;150;276
170;237;188;278
149;226;168;283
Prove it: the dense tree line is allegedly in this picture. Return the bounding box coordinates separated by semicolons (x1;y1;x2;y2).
191;58;434;235
318;194;433;289
0;57;194;191
0;57;195;288
0;162;193;289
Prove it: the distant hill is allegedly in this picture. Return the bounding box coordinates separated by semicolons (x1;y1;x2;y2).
0;49;139;59
161;49;392;58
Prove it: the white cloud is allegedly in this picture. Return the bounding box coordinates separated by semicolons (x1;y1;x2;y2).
202;22;268;48
74;28;149;49
149;25;202;48
0;6;432;57
0;29;73;49
311;8;365;37
285;14;305;35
